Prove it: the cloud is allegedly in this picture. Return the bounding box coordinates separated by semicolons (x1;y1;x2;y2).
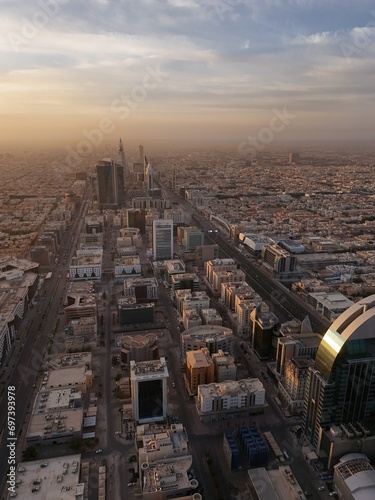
1;0;375;146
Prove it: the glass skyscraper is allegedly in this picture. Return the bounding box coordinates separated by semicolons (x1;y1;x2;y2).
303;295;375;452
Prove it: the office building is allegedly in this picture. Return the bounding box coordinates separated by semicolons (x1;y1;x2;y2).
123;277;159;302
146;162;154;191
152;219;173;260
250;303;279;359
96;156;125;208
261;245;297;279
119;333;159;369
130;358;169;424
278;356;315;415
303;295;375;454
195;244;219;269
117;137;126;173
126;208;146;234
118;300;154;326
275;333;322;376
180;226;205;251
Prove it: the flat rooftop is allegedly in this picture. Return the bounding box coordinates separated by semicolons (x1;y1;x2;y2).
14;454;83;500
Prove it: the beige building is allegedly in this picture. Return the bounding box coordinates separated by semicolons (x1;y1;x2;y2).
278;356;314;415
119;333;159;369
211;269;246;295
212;350;237;382
186;348;215;395
205;258;237;284
181;325;235;360
196;378;265;422
27;388;83;445
183;309;202;330
201;308;222;326
136;422;189;464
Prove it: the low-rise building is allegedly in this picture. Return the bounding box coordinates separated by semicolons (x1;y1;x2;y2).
333;453;375;499
140;456;197;499
186;348;215;394
212;350;237;382
201;308;222;326
14;455;83;499
114;255;142;279
69;255;102;281
136;422;189;464
123;277;159;301
119;333;159;369
27;388;83;445
181;326;235;360
196;378;266;422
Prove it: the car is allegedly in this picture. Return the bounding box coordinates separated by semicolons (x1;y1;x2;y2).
172;383;175;388
95;449;103;454
318;486;325;491
127;482;135;487
115;431;121;435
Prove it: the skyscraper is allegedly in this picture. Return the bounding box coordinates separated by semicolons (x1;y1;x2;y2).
117;138;126;173
146;162;154;191
303;295;375;453
96;159;115;207
96;142;125;208
152;219;173;260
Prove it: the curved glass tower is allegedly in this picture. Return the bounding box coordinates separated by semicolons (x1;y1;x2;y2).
303;295;375;451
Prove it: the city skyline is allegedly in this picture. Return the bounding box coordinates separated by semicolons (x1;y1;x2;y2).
1;1;375;150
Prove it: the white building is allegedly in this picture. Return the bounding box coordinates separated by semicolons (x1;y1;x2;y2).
180;325;234;360
196;378;265;422
123;277;159;301
69;255;102;281
114;256;142;279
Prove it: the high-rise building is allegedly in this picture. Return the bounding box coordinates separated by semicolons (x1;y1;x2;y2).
96;155;125;208
152;219;173;260
146;162;154;191
303;295;375;453
139;144;144;163
96;159;115;207
130;358;169;424
117;138;126;173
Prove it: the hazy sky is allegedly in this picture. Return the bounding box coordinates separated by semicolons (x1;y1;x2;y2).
1;0;375;151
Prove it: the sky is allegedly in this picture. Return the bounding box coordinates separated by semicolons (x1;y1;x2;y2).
1;0;375;153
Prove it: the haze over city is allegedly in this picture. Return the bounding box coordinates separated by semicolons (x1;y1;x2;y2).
1;0;375;150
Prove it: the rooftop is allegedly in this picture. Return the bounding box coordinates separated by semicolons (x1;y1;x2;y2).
14;454;83;500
